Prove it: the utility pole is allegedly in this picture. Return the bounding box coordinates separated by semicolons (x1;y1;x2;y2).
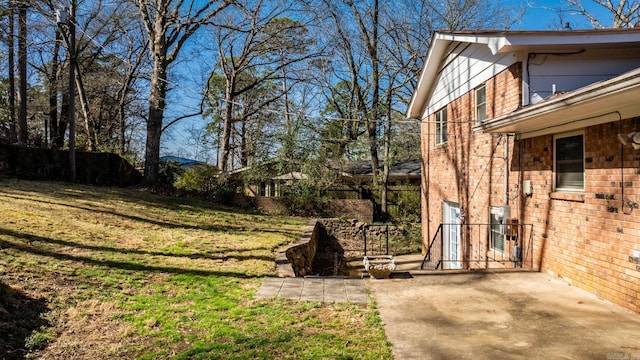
56;1;76;182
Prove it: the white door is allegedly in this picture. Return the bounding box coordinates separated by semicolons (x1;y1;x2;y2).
443;202;462;270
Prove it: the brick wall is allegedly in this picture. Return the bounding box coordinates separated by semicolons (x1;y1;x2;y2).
421;63;523;267
247;196;373;222
325;199;374;223
515;120;640;313
421;62;640;313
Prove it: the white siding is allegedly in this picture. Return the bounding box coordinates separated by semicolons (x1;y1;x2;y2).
528;47;640;104
426;42;518;117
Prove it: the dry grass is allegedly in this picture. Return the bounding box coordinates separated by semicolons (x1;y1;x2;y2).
0;179;392;359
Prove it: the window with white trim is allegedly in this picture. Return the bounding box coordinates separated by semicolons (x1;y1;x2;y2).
489;207;505;252
475;84;487;123
435;107;447;145
554;132;584;191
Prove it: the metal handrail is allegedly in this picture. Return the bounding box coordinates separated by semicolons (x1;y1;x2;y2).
421;223;533;270
421;224;442;270
363;224;389;257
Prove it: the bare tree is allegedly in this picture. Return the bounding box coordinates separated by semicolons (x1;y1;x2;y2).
209;0;319;172
565;0;640;28
427;0;522;30
318;0;380;179
134;0;232;186
313;0;521;217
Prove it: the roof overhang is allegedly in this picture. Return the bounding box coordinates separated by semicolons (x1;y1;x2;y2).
475;67;640;138
272;172;308;180
406;29;640;121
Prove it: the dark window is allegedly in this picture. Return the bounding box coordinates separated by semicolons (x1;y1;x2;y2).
555;133;584;190
269;181;276;197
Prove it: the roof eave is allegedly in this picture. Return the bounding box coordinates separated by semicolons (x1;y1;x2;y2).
406;33;451;120
407;29;640;121
475;67;640;138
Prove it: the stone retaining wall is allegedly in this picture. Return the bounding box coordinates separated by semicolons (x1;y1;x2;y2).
278;218;409;277
319;219;407;258
277;220;320;277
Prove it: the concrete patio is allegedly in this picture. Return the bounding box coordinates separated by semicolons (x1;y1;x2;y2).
368;270;640;360
256;254;640;359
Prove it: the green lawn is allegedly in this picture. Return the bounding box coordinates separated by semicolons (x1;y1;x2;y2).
0;179;392;359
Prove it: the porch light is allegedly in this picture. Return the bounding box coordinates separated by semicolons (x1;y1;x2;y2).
617;132;640;150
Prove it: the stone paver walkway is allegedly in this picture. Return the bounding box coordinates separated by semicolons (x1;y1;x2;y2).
254;277;369;303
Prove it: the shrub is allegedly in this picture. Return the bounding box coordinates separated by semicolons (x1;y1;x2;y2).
174;166;220;192
280;182;329;216
158;161;184;190
205;180;237;205
167;164;236;205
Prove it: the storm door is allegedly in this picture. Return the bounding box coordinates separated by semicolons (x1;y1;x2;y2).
442;201;462;270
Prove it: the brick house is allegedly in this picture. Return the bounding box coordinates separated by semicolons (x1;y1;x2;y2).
407;29;640;313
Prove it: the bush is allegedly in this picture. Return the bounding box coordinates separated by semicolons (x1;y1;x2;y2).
280;182;329;216
205;180;237;205
174;166;220;192
390;222;422;255
392;186;421;222
158;161;185;190
161;163;237;205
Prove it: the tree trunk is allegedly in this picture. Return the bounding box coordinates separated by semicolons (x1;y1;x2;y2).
74;63;97;151
143;55;168;185
118;98;127;155
380;82;394;216
58;91;69;149
220;80;235;172
68;2;76;182
48;30;61;149
17;1;27;145
8;0;17;143
367;0;380;186
281;62;294;159
240;119;247;168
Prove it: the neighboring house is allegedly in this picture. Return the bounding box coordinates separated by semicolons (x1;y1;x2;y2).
265;172;309;197
160;156;209;170
227;163;308;198
330;160;422;220
234;159;421;198
339;159;421;186
407;29;640;313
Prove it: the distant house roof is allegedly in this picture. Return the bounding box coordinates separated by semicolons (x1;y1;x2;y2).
342;160;421;177
272;172;308;180
160;156;207;167
389;160;421;176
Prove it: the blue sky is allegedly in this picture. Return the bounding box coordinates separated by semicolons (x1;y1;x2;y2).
161;0;619;162
517;0;614;30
